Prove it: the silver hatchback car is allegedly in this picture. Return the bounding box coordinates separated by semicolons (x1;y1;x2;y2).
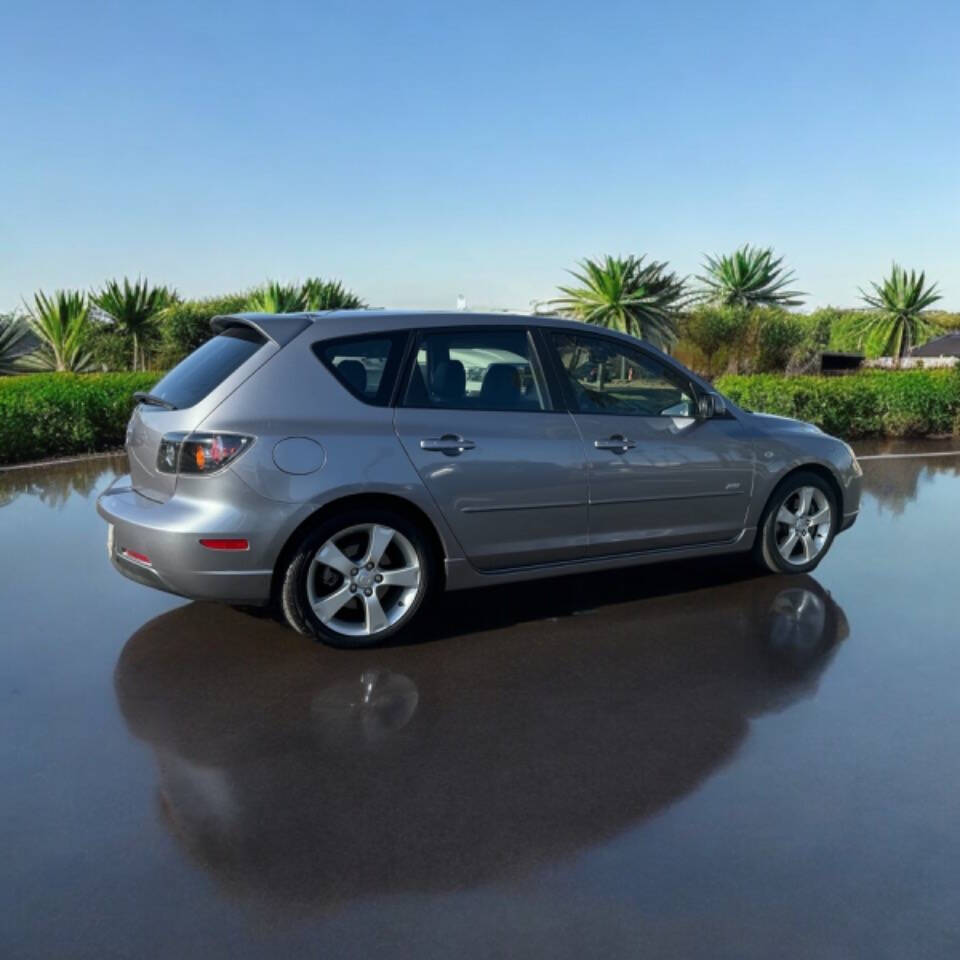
98;310;862;647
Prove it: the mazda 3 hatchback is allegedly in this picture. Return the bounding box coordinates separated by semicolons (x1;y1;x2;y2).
97;310;862;647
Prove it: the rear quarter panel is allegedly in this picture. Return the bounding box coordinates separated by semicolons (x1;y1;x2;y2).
197;323;466;563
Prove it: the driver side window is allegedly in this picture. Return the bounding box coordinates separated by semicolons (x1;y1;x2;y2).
550;332;696;417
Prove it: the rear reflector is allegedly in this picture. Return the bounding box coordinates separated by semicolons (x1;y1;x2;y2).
199;538;249;551
122;549;152;566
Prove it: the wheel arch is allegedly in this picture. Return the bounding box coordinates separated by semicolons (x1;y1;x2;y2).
758;461;845;532
270;492;448;604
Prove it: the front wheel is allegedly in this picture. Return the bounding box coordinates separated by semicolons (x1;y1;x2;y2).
754;471;838;574
281;507;436;648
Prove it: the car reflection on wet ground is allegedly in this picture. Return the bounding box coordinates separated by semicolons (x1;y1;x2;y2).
2;446;960;959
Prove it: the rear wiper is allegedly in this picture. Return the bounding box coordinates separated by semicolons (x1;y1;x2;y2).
133;391;178;411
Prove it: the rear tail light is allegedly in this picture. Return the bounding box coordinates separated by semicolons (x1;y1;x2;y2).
199;538;249;550
122;549;152;566
157;432;253;475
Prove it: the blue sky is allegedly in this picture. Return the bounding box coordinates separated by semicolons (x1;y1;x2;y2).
2;0;958;312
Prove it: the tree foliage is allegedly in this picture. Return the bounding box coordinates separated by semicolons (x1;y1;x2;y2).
246;278;366;313
550;255;688;348
246;282;308;314
0;313;34;374
678;306;747;376
857;264;942;361
302;277;366;311
22;291;94;372
155;293;250;368
698;245;805;309
90;277;177;371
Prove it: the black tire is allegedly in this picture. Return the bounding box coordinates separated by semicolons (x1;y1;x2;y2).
753;470;839;574
280;506;437;648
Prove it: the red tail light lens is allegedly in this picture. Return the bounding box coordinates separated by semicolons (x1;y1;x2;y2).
199;539;249;551
157;432;253;475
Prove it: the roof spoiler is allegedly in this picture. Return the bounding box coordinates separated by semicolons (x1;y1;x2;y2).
210;312;313;347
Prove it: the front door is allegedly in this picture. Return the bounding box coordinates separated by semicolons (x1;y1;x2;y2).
394;326;589;571
545;330;755;556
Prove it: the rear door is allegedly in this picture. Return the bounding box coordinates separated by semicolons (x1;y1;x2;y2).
127;325;275;502
393;326;589;570
545;329;755;555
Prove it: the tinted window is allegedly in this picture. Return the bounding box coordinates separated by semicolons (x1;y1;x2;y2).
403;329;548;411
150;327;266;409
551;332;696;417
315;333;406;406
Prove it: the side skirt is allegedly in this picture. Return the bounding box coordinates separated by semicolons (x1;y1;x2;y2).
442;529;755;592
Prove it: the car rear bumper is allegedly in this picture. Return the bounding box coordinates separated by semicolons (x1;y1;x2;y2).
97;473;310;604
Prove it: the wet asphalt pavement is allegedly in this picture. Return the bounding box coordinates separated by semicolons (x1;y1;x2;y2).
2;446;960;959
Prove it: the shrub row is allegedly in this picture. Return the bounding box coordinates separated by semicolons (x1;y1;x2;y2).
2;368;959;467
715;369;960;438
673;306;960;378
0;372;161;466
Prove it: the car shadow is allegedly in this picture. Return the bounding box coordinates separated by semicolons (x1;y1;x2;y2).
114;563;849;915
421;555;772;643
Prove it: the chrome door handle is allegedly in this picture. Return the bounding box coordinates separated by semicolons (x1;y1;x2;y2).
420;434;476;456
594;435;636;453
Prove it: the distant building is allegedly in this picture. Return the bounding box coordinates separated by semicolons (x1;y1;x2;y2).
819;351;864;374
911;332;960;358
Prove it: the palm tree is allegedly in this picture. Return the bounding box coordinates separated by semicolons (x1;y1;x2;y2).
22;290;94;372
698;245;805;309
550;255;688;348
90;277;176;371
0;313;34;374
246;281;307;314
302;277;365;311
858;264;942;362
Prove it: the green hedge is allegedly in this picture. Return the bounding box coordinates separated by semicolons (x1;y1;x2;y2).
0;372;161;466
716;370;960;438
3;368;959;467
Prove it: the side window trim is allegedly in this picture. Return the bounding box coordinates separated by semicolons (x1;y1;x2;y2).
397;325;556;413
545;328;700;418
530;324;576;412
387;329;417;407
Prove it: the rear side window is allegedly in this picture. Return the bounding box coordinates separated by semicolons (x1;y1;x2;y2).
314;333;407;406
402;328;549;411
149;327;266;409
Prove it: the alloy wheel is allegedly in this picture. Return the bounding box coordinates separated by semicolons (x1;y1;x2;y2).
306;523;422;638
774;486;832;566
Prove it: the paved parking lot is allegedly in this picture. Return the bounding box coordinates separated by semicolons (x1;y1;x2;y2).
2;446;960;959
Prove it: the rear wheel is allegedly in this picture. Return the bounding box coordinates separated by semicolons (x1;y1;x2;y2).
754;471;838;574
281;507;435;648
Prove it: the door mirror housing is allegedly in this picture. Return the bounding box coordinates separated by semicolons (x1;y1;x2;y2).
697;393;726;419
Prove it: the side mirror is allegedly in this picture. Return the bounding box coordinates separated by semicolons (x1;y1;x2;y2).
697;393;725;419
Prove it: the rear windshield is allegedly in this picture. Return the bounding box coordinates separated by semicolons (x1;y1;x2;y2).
149;327;266;409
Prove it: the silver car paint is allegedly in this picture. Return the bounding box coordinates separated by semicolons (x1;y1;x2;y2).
394;407;589;570
97;310;862;604
571;412;756;555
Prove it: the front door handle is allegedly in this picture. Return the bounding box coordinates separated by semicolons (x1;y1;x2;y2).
594;434;636;453
420;434;476;456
